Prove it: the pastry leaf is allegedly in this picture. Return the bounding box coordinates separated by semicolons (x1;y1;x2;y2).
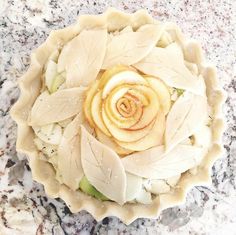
57;29;107;87
165;92;208;151
102;24;164;69
57;113;85;190
122;144;203;179
80;126;127;204
134;43;205;95
29;87;86;126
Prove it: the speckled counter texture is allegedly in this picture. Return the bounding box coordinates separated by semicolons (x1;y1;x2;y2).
0;0;235;234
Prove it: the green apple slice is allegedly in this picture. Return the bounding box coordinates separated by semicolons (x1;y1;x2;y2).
45;60;57;92
79;176;108;201
176;88;184;96
50;73;65;93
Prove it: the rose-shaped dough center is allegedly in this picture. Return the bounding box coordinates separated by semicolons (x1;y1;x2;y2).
84;65;171;154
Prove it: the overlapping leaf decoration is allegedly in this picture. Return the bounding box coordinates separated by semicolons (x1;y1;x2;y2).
134;43;205;96
102;24;164;69
57;113;85;190
122;144;203;179
165;92;208;151
80;126;127;204
58;29;107;87
29;88;86;126
29;23;209;204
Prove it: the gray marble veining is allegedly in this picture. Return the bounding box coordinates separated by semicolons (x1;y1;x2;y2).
0;0;235;234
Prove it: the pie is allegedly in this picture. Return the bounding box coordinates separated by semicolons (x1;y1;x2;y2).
11;8;225;224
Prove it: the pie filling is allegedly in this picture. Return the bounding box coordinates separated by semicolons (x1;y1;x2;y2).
29;24;212;205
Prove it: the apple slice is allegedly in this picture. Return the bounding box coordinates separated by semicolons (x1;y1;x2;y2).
116;96;138;118
33;123;62;145
102;106;156;142
116;110;165;151
135;188;152;204
98;65;132;89
126;85;160;130
102;70;148;98
115;93;144;121
34;138;57;157
45;60;58;92
95;128;133;156
144;179;170;194
91;91;111;136
105;85;148;117
105;86;130;117
127;89;149;106
146;77;171;115
104;84;158;131
50;73;65;93
48;49;60;62
83;80;100;127
104;86;143;129
79;176;108;201
126;173;143;201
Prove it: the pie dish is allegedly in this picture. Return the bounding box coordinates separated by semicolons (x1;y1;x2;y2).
11;8;225;224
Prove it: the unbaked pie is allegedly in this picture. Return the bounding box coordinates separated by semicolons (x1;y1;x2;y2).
11;8;225;224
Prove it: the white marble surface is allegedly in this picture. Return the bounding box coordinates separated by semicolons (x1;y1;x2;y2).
0;0;235;234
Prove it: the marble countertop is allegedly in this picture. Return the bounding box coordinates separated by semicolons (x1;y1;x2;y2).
0;0;235;234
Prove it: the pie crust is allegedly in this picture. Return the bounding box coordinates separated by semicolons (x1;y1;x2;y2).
10;8;225;224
